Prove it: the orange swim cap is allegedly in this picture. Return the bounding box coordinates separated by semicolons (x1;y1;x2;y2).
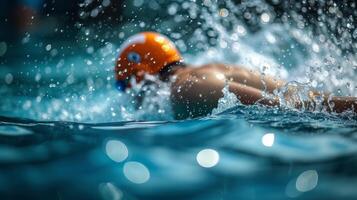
115;32;182;91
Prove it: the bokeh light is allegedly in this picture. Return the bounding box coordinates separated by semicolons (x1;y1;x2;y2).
105;140;129;163
261;133;275;147
296;170;319;192
123;161;150;184
196;149;220;168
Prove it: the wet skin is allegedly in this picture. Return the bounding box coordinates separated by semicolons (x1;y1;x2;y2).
170;63;357;119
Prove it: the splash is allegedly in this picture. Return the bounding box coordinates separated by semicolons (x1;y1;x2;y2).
1;0;356;122
211;83;240;115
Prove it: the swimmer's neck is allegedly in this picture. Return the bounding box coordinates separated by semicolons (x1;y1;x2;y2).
159;62;188;81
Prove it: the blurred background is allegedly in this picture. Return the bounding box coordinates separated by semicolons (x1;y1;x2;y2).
1;0;356;65
1;0;357;122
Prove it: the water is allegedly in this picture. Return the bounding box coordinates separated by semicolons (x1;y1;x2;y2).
1;0;357;199
1;110;357;199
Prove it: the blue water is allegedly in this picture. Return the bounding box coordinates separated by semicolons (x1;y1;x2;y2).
0;108;357;199
1;0;357;199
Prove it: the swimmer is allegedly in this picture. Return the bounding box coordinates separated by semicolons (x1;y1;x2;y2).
115;32;357;119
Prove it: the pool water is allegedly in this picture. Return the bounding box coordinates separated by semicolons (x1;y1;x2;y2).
1;0;357;199
1;109;357;199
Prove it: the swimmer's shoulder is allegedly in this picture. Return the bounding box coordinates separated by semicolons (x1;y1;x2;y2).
194;63;246;71
173;63;226;79
173;63;248;82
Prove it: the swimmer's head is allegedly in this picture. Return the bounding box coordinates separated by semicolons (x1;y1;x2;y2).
115;32;182;91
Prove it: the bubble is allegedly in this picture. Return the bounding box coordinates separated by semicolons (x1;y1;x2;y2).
296;170;318;192
261;133;275;147
123;161;150;184
105;140;128;162
196;149;220;168
244;12;251;19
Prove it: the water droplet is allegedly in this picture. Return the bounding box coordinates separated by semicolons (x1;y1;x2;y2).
219;8;229;18
312;43;319;52
168;4;178;15
133;0;144;7
45;44;52;51
261;13;271;23
102;0;111;7
90;8;99;18
236;25;246;36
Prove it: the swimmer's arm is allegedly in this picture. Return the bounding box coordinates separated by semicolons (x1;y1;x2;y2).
322;96;357;113
171;71;356;119
282;90;357;113
229;85;357;113
171;75;279;118
228;82;279;106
